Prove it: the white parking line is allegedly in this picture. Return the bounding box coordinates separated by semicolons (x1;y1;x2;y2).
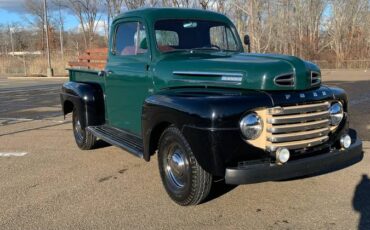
0;152;28;157
0;86;60;94
0;118;66;123
0;118;33;121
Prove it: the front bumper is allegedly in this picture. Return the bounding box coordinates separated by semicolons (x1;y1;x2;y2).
225;136;363;185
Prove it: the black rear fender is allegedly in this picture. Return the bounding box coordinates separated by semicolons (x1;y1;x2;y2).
60;81;105;128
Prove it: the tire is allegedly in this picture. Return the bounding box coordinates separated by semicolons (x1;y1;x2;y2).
158;126;212;206
72;109;97;150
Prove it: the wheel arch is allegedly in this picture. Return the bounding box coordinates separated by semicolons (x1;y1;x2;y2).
60;81;105;128
63;100;74;116
147;121;172;160
141;88;273;176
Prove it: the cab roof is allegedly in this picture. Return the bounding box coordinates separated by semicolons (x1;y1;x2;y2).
114;8;232;24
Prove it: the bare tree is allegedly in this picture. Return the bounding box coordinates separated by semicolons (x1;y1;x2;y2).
147;0;160;6
199;0;211;9
53;0;66;61
105;0;125;23
170;0;193;7
67;0;101;49
327;0;370;66
124;0;145;9
24;0;46;51
7;0;369;71
0;25;10;55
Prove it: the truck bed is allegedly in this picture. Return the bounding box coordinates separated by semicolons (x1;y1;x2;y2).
68;69;105;90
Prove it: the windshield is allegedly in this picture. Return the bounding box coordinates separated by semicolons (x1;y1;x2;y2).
154;19;241;53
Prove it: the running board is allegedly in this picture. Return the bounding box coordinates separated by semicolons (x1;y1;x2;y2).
87;125;144;158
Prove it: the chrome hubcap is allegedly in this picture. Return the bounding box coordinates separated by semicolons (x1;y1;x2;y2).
166;149;187;188
74;117;84;141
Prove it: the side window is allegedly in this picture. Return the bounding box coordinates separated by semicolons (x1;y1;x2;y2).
114;21;148;56
210;26;238;51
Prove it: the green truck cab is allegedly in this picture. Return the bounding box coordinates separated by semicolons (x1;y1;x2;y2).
60;8;363;206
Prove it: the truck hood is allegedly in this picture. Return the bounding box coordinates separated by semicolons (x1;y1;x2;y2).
153;52;321;91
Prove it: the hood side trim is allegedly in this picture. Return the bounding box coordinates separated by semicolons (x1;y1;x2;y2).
173;71;243;77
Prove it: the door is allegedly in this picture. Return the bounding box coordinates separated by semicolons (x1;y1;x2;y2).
105;19;152;135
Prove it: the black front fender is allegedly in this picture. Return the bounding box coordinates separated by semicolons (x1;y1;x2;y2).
142;88;273;176
60;81;105;127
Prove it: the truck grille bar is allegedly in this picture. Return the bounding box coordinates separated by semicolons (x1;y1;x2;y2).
266;101;330;151
311;71;321;86
273;73;295;87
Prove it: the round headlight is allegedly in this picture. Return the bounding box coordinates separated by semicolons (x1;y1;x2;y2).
340;134;351;149
329;102;343;126
240;113;263;140
276;147;290;164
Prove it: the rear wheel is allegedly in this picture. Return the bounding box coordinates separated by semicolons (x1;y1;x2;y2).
72;109;96;150
158;126;212;206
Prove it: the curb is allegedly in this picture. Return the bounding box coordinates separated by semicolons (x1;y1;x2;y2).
7;77;68;80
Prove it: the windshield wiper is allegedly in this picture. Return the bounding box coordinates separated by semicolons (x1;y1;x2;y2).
191;47;220;52
162;49;191;54
163;47;235;54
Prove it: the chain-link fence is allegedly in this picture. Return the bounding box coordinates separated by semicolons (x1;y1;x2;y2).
310;60;370;70
0;53;72;76
1;54;369;77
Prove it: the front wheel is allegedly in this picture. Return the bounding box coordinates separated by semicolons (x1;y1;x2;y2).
158;126;212;206
72;109;97;150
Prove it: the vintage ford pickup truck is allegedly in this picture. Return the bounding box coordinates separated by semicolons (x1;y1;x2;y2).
60;8;363;205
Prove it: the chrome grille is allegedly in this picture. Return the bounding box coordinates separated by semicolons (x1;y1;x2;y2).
266;101;330;151
311;71;321;86
274;73;295;87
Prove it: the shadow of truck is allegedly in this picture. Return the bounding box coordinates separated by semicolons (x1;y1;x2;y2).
353;174;370;230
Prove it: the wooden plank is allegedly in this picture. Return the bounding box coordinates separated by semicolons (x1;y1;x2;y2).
85;48;108;54
68;61;105;69
78;55;107;61
69;48;108;69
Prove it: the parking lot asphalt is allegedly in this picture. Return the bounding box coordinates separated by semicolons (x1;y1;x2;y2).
0;72;369;229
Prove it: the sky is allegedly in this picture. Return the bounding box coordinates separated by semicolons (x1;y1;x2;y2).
0;0;81;30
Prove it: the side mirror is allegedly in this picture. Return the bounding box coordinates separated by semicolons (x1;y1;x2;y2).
244;35;251;53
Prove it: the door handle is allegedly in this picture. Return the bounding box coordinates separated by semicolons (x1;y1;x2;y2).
98;70;106;77
98;69;113;77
